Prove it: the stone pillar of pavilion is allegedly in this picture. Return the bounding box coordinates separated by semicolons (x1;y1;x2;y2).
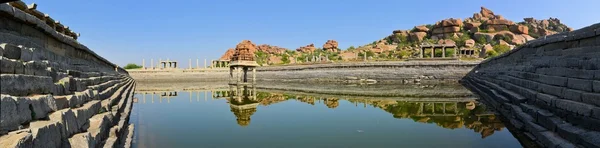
229;40;259;86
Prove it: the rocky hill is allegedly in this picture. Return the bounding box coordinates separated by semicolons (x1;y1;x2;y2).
218;6;572;65
373;7;572;58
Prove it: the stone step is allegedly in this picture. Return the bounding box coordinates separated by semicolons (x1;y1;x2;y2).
86;112;115;147
72;100;101;132
0;74;53;96
66;132;94;148
466;75;600;146
0;130;32;148
104;79;135;112
0;94;58;133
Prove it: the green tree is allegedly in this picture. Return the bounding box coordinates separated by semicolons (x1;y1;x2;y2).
123;63;142;69
254;51;269;66
281;54;290;64
347;46;356;51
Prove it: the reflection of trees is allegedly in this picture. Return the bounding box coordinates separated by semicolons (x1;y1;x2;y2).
240;91;505;138
256;92;286;106
368;100;504;139
297;97;316;105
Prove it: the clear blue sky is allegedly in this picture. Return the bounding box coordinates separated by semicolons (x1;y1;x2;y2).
29;0;598;67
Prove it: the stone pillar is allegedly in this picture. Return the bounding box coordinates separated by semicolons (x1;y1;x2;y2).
189;59;192;69
431;48;435;58
442;47;446;58
142;59;145;69
229;67;233;84
150;59;154;69
420;48;424;58
159;58;162;68
196;59;199;69
252;68;256;84
204;59;207;68
243;67;248;83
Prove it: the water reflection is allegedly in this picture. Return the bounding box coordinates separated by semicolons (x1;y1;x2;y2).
136;85;504;139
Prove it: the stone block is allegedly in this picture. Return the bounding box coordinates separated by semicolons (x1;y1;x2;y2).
582;92;600;107
555;99;595;117
536;93;557;108
29;95;58;119
13;60;23;74
19;46;32;62
73;100;101;131
581;117;600;131
537;131;577;148
567;78;593;92
12;96;32;125
67;132;95;148
54;96;69;110
1;58;16;74
516;112;535;123
49;109;79;139
570;69;596;80
556;123;587;144
537;74;568;87
0;3;14;16
0;74;53;96
0;95;20;133
537;115;565;132
582;59;600;70
579;36;598;47
538;83;563;97
594;80;600;93
30;120;63;148
88;113;114;146
0;43;20;60
561;88;584;102
0;130;33;148
581;131;600;148
594;107;600;120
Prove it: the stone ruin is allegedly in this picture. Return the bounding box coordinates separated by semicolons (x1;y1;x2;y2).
231;40;257;62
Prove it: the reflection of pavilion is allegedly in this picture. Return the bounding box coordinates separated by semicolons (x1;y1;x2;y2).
228;85;258;127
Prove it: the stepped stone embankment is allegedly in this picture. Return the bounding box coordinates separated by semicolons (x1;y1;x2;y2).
462;23;600;147
1;1;135;148
129;61;480;83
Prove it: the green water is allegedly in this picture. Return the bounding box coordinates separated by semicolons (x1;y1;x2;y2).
130;87;522;148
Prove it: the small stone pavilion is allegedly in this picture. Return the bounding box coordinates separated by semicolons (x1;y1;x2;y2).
419;43;457;58
229;40;259;85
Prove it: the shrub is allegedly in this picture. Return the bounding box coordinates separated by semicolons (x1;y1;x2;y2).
398;50;411;59
493;44;511;54
281;54;290;64
254;51;269;66
123;63;142;69
476;36;487;44
486;50;498;58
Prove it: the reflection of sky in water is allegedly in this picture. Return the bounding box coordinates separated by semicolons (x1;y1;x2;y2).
130;90;521;148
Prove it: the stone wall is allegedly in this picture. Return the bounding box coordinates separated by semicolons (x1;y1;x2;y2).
129;61;479;84
0;2;135;148
462;23;600;147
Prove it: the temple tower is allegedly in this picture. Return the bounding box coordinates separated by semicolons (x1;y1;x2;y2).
229;40;259;85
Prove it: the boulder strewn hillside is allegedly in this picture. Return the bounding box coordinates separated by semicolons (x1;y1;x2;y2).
377;6;571;59
217;6;572;66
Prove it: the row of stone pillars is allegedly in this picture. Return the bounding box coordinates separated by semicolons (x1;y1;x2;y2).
212;60;231;68
419;45;457;58
229;66;256;85
141;59;213;69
